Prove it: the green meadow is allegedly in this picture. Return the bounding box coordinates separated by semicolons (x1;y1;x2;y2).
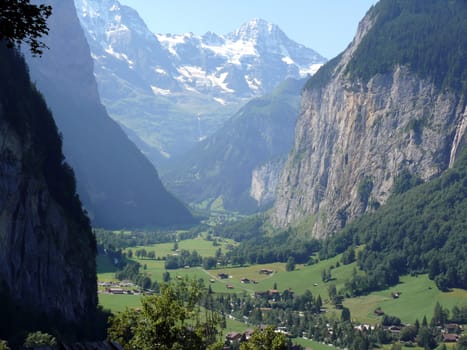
98;237;466;328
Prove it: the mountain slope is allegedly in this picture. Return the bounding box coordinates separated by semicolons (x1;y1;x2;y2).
0;44;98;340
273;0;467;238
25;0;194;229
321;147;467;292
74;0;326;160
163;78;305;213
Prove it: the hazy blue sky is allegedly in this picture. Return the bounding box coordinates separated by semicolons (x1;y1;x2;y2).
119;0;379;59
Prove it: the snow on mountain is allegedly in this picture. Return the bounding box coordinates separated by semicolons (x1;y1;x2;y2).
73;0;327;160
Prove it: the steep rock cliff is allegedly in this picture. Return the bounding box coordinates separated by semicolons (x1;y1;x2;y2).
0;46;97;338
25;0;194;229
250;158;286;209
273;0;467;238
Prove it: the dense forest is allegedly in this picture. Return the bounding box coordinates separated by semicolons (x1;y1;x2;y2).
346;0;467;95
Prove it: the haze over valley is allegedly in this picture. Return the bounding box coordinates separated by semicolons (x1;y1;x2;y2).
0;0;465;348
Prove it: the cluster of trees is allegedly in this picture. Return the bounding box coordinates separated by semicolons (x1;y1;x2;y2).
227;231;321;266
164;249;203;269
346;0;467;95
95;229;178;251
214;215;267;242
114;262;159;291
108;280;224;350
127;248;156;260
321;149;467;294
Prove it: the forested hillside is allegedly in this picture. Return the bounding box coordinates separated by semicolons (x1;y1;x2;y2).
346;0;467;94
321;148;467;293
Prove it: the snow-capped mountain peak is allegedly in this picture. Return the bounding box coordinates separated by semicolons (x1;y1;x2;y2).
74;0;327;158
228;18;285;43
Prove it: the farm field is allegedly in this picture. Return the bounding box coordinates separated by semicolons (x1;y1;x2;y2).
125;236;238;259
97;236;467;328
345;274;467;325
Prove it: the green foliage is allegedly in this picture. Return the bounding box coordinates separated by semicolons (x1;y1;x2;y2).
226;223;321;266
0;0;52;55
341;307;351;322
346;0;467;95
215;215;267;242
341;246;356;265
0;340;9;350
457;336;467;350
95;229;184;250
304;54;342;91
417;326;437;349
285;257;296;272
164;249;202;269
357;176;373;209
431;302;449;326
108;280;222;350
451;305;467;323
23;331;57;348
392;169;423;195
239;326;288;350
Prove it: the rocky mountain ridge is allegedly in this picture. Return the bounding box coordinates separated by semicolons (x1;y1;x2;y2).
272;0;467;238
74;0;326;160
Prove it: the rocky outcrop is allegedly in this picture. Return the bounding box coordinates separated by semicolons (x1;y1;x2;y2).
272;8;467;238
25;0;194;229
0;46;97;337
250;158;285;208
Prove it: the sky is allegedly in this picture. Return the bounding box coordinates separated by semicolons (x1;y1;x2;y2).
119;0;379;59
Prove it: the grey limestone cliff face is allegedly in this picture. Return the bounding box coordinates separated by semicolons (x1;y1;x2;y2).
272;16;467;238
250;158;285;208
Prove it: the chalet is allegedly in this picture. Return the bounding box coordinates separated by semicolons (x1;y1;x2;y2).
269;289;280;297
254;291;270;299
108;288;124;294
374;308;385;316
259;269;274;275
218;273;229;279
244;329;254;340
391;291;401;299
445;323;461;334
442;333;458;342
226;332;243;342
240;278;251;284
388;326;402;336
226;284;234;289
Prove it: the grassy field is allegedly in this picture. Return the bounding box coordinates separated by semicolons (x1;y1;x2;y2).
125;236;237;259
345;274;467;325
97;236;467;329
99;293;141;312
292;338;334;349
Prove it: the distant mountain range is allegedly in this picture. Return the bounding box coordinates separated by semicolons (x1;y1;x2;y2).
162;78;306;214
24;0;194;229
74;0;326;161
